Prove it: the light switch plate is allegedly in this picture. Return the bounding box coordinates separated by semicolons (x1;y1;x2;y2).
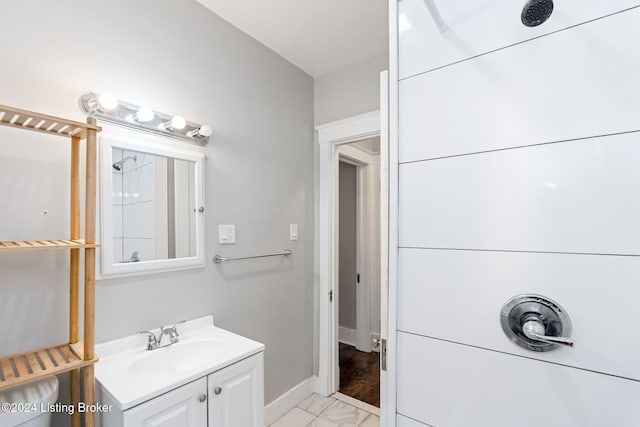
219;224;236;244
290;224;298;241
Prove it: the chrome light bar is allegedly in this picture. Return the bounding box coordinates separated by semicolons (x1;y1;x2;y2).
78;92;212;145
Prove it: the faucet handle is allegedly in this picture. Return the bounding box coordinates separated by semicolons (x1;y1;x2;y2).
163;320;186;334
160;321;186;345
137;330;158;350
171;320;186;331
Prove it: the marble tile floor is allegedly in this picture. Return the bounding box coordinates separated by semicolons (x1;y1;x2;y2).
270;393;380;427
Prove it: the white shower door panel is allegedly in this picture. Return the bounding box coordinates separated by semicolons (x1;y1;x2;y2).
396;333;640;427
398;7;640;163
399;0;640;79
398;133;640;255
398;248;640;381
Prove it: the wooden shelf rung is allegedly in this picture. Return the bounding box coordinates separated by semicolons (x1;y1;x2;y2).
49;348;66;366
15;356;31;376
0;358;18;383
37;350;57;370
0;239;100;252
60;345;78;363
23;353;42;375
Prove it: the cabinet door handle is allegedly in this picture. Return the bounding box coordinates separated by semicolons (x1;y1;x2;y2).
214;387;222;395
199;393;207;402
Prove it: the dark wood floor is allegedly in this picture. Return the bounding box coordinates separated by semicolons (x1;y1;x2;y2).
339;342;380;407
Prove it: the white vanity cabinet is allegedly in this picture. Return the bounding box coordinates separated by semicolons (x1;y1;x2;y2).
208;353;264;427
122;378;208;426
96;317;265;427
101;353;264;427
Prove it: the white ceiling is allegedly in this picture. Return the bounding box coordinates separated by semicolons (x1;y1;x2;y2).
195;0;388;78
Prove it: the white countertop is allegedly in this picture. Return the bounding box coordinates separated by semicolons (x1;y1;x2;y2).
95;316;264;410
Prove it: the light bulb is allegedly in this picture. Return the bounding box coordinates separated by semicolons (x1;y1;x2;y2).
136;106;154;122
170;116;186;130
97;93;118;111
187;124;213;138
199;124;213;137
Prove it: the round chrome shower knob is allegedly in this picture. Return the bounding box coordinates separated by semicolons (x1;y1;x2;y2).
501;294;574;352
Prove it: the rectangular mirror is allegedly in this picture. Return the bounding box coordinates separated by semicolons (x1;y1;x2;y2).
100;130;205;277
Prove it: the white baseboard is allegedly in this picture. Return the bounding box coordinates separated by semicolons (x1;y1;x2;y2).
313;371;329;396
265;376;316;425
339;327;357;346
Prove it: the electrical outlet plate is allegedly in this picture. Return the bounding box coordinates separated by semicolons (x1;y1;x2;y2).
219;224;236;244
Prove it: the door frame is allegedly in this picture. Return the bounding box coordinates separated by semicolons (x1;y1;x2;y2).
379;67;396;427
337;146;379;354
316;109;390;410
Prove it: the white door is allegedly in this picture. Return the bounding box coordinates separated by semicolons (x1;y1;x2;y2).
394;1;640;426
208;353;264;427
123;378;207;427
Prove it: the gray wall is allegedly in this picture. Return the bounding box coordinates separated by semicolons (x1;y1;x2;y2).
314;52;388;125
0;0;314;423
338;162;357;331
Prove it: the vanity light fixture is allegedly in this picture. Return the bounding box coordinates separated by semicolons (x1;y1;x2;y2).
161;115;186;131
98;93;119;111
129;106;155;123
78;92;211;145
187;124;213;139
79;92;119;114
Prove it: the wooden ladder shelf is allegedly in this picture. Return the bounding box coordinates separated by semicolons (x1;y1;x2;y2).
0;104;101;427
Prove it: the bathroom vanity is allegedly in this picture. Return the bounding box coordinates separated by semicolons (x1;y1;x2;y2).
95;316;264;427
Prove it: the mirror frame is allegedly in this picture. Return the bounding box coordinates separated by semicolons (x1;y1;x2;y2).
99;127;206;278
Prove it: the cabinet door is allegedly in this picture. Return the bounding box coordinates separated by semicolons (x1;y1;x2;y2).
123;378;207;427
208;353;264;427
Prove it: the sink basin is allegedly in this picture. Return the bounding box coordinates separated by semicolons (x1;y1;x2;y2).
95;316;265;411
129;340;224;377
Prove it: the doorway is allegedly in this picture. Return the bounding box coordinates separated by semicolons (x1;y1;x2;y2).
336;139;381;407
316;69;391;427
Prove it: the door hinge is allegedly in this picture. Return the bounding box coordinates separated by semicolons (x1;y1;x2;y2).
381;338;387;371
357;273;360;283
329;290;333;302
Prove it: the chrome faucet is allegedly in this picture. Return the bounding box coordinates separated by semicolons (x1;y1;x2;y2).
137;321;185;351
159;321;186;347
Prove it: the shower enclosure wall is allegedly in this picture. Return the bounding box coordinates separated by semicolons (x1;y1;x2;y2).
392;1;640;426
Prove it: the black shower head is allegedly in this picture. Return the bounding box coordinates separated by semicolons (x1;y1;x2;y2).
112;163;122;171
521;0;554;27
